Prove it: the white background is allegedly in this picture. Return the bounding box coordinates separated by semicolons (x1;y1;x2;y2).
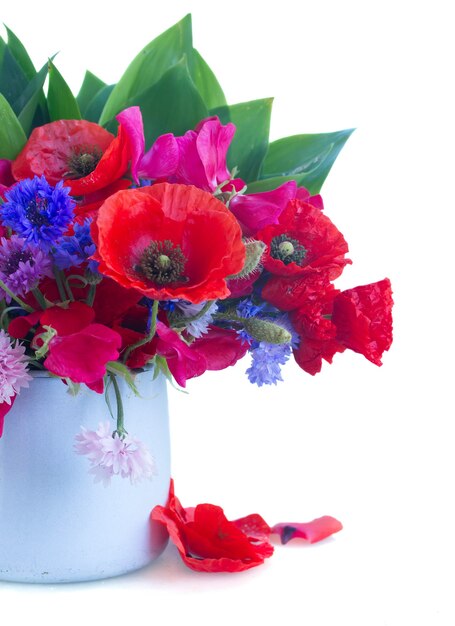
1;1;454;624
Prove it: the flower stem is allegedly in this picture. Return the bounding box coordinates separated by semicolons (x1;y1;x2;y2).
110;373;126;437
122;299;159;364
0;278;34;313
86;284;97;307
32;288;48;310
52;266;68;302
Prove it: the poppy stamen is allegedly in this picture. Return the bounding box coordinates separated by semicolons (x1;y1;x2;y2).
137;240;188;285
270;234;307;265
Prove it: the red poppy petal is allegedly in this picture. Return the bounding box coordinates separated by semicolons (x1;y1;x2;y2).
271;517;343;544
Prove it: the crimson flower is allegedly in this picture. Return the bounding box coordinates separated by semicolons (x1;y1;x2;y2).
151;481;343;573
93;183;245;303
26;302;123;390
11;108;139;197
291;279;393;374
256;198;350;279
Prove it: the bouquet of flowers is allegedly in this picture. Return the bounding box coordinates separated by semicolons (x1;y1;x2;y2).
0;16;393;574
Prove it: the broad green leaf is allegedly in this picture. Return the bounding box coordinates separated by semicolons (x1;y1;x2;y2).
99;14;193;125
47;61;81;121
129;57;208;148
261;129;355;194
212;98;273;182
84;84;114;123
0;45;28;112
16;62;48;135
189;49;226;109
0;92;27;158
5;26;36;80
245;175;297;194
77;70;107;116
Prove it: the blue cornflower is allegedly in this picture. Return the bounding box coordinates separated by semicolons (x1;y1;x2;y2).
236;298;265;319
52;219;97;271
246;342;292;386
1;176;75;251
245;313;300;386
175;300;218;338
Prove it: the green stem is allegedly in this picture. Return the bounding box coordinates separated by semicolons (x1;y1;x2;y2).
0;278;34;312
110;373;126;437
64;276;75;302
169;300;214;328
122;299;159;364
86;284;97;307
53;266;68;302
32;288;48;310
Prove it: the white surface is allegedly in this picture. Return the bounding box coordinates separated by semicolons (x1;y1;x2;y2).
0;0;453;623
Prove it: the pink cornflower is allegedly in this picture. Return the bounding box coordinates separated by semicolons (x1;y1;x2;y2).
74;421;156;486
0;329;32;405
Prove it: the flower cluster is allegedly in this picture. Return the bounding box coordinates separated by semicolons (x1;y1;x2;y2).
0;21;393;487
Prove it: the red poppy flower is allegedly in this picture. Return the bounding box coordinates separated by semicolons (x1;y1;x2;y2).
11;108;137;197
151;481;343;573
262;272;332;312
93;183;245;303
332;278;393;365
190;326;249;371
256;198;350;279
291;285;345;375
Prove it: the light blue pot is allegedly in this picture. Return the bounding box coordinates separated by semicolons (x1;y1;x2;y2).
0;371;170;583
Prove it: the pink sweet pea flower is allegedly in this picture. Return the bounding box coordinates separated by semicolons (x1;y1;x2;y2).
296;186;324;211
155;321;207;387
138;133;180;180
174;116;236;191
115;106;144;184
229;180;297;234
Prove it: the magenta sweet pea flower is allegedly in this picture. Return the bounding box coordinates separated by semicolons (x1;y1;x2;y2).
229;180;297;234
155;321;207;387
174;116;236;191
115;106;144;184
138;133;180;180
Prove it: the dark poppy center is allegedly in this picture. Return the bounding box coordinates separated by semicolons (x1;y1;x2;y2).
137;240;188;285
26;197;50;227
2;250;34;275
67;146;102;179
270;234;307;265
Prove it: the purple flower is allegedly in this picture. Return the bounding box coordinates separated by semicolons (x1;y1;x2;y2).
175;300;218;338
0;235;52;302
245;314;300;386
52;219;97;271
74;422;156;486
246;342;291;386
0;329;32;406
1;176;75;251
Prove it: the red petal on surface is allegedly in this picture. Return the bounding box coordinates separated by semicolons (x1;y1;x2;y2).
233;513;272;543
271;517;343;544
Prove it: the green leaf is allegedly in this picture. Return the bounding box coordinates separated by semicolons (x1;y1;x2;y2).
261;129;355;194
16;62;48;135
129;57;208;149
245;175;297;194
47;60;81;121
189;49;226;109
99;14;193;125
77;70;107;117
106;361;140;397
5;26;36;80
84;84;115;123
0;92;27;158
0;45;28;112
212;98;273;182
